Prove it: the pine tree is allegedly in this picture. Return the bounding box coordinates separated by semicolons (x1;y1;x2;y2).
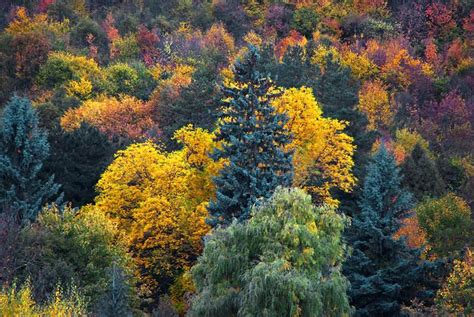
344;145;434;316
0;95;60;224
401;143;445;201
208;46;293;226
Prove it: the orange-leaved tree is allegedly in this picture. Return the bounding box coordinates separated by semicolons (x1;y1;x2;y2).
60;95;155;140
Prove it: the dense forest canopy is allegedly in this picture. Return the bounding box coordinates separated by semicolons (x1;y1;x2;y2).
0;0;473;316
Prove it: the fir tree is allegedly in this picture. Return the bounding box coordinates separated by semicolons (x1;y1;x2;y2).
0;95;60;224
401;143;445;201
344;145;434;316
96;263;133;317
208;46;293;226
44;123;115;206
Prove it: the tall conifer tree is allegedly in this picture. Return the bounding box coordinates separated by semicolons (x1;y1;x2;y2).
44;123;115;207
0;96;60;224
208;46;293;226
401;143;445;201
344;145;434;316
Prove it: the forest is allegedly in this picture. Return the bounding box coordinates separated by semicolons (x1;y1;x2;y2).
0;0;473;316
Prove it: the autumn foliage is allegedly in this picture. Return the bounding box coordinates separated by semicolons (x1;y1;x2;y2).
0;1;473;315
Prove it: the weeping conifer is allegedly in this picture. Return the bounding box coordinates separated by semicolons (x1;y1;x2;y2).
191;187;351;316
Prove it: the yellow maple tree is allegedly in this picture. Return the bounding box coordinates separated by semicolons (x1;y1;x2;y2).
271;87;356;206
95;126;221;298
358;80;393;131
6;7;69;36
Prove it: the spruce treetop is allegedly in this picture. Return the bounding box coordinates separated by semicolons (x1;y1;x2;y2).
208;46;293;226
0;95;60;224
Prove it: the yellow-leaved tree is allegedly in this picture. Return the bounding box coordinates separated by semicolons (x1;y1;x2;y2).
95;125;222;300
271;87;355;206
358;80;393;131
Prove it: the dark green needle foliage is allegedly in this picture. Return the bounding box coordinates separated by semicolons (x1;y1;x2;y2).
0;95;60;224
401;143;445;202
191;187;351;317
96;263;134;317
344;144;435;316
208;46;293;226
45;123;115;206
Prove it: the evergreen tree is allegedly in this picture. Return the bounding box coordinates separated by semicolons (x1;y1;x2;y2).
44;123;116;206
259;44;318;89
0;96;60;224
96;263;133;317
156;63;222;150
344;145;434;316
191;187;351;317
401;143;445;201
208;46;293;226
314;54;377;177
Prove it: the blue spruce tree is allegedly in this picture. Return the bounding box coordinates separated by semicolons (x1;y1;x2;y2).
343;144;436;316
0;95;60;224
208;46;293;226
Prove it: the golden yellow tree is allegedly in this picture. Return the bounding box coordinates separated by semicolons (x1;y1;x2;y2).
436;248;474;315
271;87;355;205
358;80;393;131
95;126;221;300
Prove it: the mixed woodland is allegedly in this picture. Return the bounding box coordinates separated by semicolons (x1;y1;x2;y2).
0;0;473;316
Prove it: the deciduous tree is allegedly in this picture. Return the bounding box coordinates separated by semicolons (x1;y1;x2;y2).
417;193;472;258
436;248;474;315
60;95;155;141
95;125;220;303
271;87;355;206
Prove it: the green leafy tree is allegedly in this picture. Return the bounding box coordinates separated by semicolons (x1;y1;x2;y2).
417;193;472;258
191;187;351;317
291;7;319;38
402;143;445;201
208;46;293;226
0;96;60;224
344;145;434;316
104;63;139;96
15;205;132;309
